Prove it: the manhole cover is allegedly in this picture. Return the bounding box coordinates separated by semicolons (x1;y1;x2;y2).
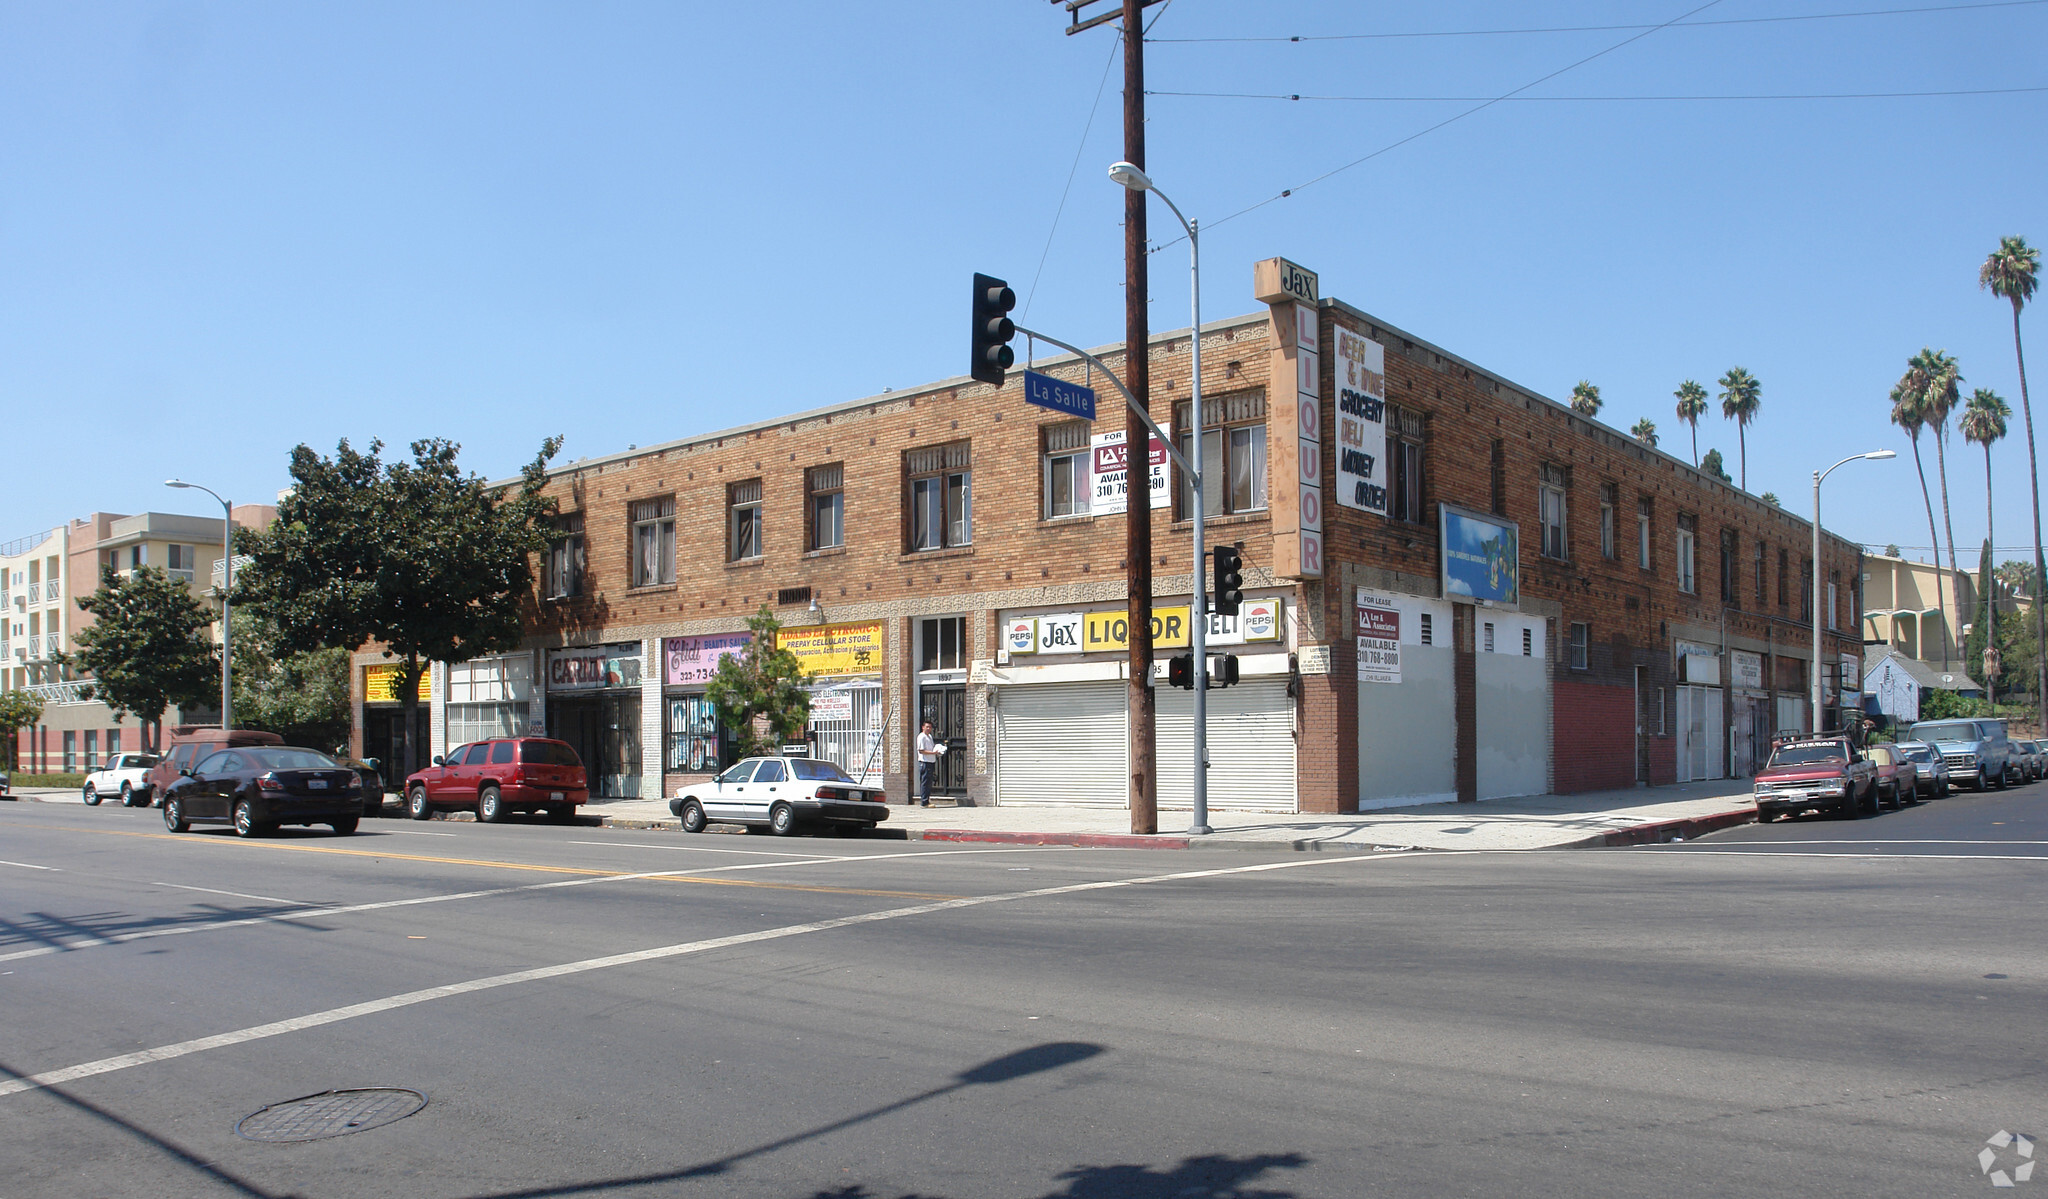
236;1088;427;1142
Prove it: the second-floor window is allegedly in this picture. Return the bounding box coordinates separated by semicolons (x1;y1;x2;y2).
729;479;763;562
1599;484;1616;559
1638;497;1653;570
631;497;676;587
908;441;972;551
1779;547;1790;608
1177;395;1268;518
1829;573;1841;631
1043;420;1092;519
1720;529;1740;606
166;544;196;582
1800;558;1814;621
1676;514;1697;594
544;513;585;600
1539;465;1568;561
1755;539;1768;607
807;464;844;551
1390;406;1426;523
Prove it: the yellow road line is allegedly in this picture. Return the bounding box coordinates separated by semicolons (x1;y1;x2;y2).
6;822;958;901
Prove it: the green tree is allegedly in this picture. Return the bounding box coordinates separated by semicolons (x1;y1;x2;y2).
1885;543;1902;557
1962;388;2011;680
1569;380;1602;417
230;610;354;751
0;689;45;770
1629;417;1658;447
1892;375;1950;665
238;436;560;777
1762;491;1781;506
704;607;811;758
1981;236;2043;728
1673;380;1708;467
1700;448;1733;485
68;566;219;748
1965;539;1997;698
1996;558;2035;596
1717;367;1762;490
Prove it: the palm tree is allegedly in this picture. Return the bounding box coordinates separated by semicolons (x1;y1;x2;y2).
1718;368;1761;489
1674;380;1708;467
1630;417;1658;446
1961;387;2011;686
1570;380;1602;417
1981;236;2042;721
1891;376;1950;668
1915;348;1966;666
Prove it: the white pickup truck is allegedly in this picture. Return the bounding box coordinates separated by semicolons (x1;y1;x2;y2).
83;753;161;807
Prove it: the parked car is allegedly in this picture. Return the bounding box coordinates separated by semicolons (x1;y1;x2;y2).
1863;743;1919;809
2015;739;2046;782
0;768;10;798
402;737;589;823
1893;740;1951;799
1754;733;1878;822
335;756;387;817
160;746;365;837
670;755;890;836
145;727;286;807
1905;718;2015;791
82;752;161;807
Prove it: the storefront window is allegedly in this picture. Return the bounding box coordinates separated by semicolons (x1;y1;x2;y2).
665;695;728;774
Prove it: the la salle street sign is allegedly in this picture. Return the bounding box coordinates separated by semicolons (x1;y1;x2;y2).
1023;370;1096;421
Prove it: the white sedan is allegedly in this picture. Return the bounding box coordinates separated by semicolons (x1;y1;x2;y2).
669;756;889;836
83;753;161;807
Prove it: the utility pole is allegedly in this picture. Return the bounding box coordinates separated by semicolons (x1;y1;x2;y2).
1061;0;1164;832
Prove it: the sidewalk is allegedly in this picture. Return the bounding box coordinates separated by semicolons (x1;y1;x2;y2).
582;778;1762;852
11;779;1762;852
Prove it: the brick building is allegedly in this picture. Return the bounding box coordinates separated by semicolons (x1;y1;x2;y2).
358;256;1865;812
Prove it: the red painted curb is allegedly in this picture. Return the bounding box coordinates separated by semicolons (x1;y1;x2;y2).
913;829;1192;850
1594;806;1757;847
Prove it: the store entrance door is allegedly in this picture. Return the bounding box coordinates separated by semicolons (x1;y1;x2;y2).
364;706;431;780
919;685;967;796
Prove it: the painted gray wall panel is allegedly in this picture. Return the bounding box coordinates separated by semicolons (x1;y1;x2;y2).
1357;645;1457;808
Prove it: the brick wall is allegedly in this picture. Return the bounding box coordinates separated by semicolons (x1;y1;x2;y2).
1553;679;1638;793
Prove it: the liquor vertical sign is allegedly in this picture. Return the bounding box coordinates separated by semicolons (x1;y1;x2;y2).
1333;326;1388;515
1292;302;1325;578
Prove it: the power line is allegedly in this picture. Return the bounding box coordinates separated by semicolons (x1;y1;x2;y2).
1155;0;1730;248
1022;32;1122;320
1147;0;2048;44
1150;85;2048;102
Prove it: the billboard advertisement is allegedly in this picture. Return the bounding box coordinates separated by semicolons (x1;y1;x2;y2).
1440;504;1520;609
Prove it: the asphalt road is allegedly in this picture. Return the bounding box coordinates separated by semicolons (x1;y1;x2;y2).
2;782;2043;1199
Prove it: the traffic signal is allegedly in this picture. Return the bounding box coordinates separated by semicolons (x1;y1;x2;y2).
1168;653;1196;690
971;273;1017;387
1209;654;1240;689
1212;545;1244;616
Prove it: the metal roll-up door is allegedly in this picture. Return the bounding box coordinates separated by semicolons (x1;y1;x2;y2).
1157;678;1297;812
995;681;1128;807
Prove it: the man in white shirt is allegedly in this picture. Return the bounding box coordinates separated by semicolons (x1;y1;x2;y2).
915;720;944;807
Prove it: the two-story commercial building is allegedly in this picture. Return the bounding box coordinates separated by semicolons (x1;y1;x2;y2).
356;256;1867;812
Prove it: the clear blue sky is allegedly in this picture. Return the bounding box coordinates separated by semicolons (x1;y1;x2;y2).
5;1;2044;570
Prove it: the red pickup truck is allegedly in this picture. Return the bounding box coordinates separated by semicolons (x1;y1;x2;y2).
1753;734;1878;823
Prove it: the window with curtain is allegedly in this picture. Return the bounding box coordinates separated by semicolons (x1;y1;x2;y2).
907;442;971;551
631;498;675;587
1042;421;1092;519
1175;394;1268;518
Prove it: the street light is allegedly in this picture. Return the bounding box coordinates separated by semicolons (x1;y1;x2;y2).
1812;450;1894;733
166;479;234;733
1109;160;1213;836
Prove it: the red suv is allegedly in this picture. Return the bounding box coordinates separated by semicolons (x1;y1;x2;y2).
403;737;589;823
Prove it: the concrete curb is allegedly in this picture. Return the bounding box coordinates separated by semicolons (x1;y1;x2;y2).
1565;806;1761;848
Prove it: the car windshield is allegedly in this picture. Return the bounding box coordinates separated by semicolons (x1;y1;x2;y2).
1912;722;1981;742
1898;746;1936;763
1769;744;1847;767
246;748;339;770
519;740;582;766
791;759;855;783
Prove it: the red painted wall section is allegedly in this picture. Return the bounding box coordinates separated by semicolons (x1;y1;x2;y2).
1553;679;1638;793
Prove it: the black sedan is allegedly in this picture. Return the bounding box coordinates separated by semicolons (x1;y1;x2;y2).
162;746;366;837
335;756;388;816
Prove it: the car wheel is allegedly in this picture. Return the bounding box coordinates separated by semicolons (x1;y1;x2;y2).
329;816;359;836
83;783;100;806
769;802;797;836
233;800;261;838
119;781;136;806
408;786;432;820
163;796;188;833
680;800;707;834
478;785;505;823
